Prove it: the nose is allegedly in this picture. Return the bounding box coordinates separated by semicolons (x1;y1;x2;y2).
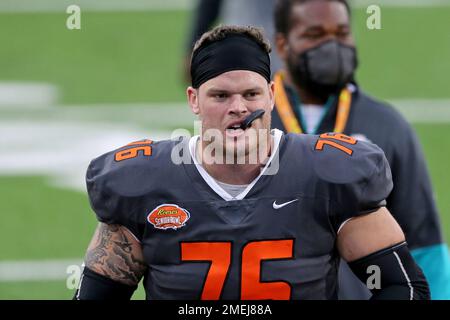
228;94;249;116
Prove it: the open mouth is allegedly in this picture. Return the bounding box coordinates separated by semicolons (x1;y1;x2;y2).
227;123;244;130
225;121;246;137
225;110;265;137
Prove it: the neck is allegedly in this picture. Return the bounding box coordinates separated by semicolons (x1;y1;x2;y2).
196;137;273;185
283;72;327;105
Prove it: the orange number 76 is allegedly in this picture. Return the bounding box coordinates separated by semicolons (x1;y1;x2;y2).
114;139;153;162
181;239;294;300
315;133;357;156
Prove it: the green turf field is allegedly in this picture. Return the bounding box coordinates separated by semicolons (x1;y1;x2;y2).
1;7;449;104
0;5;449;299
0;11;190;104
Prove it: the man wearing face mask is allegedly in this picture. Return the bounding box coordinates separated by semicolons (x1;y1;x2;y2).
273;0;450;299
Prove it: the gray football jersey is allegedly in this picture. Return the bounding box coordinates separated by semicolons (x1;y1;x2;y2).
86;132;392;299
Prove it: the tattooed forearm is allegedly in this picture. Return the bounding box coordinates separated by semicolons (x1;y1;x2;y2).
84;223;147;286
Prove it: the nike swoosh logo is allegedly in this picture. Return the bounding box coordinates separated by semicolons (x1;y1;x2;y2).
273;199;299;210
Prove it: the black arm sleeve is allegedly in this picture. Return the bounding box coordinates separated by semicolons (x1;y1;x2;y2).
348;242;430;300
73;267;137;300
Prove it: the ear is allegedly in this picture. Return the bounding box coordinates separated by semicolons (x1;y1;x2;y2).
275;32;289;61
268;81;275;111
187;87;200;115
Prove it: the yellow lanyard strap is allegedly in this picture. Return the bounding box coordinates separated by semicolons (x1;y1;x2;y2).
274;71;352;134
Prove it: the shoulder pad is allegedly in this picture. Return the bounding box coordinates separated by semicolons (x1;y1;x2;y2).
309;133;393;229
310;133;387;184
86;137;186;238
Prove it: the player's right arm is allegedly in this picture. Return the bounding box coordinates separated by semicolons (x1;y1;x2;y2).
75;140;155;300
74;223;146;300
85;223;146;287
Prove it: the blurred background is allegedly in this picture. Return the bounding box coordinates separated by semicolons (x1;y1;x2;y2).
0;0;449;299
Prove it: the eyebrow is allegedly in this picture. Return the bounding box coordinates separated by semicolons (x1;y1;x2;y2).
206;88;228;94
206;86;263;95
303;23;350;32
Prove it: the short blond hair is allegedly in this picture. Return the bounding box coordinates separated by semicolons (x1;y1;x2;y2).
192;25;272;58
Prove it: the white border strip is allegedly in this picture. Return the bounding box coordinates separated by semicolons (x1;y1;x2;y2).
2;100;449;124
0;259;82;281
388;99;450;124
393;251;414;300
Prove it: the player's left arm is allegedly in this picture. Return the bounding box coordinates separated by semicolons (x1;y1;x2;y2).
337;207;430;300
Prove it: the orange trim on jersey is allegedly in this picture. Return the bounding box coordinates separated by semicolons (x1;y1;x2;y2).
273;70;352;134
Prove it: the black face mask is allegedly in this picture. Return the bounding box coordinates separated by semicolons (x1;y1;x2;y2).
287;40;358;99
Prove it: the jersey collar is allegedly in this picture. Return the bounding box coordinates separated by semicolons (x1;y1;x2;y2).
188;129;283;201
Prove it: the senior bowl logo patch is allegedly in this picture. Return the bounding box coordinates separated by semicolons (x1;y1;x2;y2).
147;204;190;230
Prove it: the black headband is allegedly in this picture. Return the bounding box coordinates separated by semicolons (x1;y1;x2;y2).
190;34;271;88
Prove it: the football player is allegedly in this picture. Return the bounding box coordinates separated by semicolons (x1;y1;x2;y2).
74;25;429;300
